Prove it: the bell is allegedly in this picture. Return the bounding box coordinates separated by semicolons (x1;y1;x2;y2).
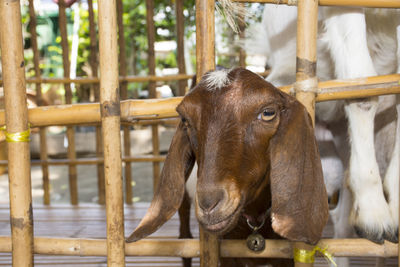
246;232;265;252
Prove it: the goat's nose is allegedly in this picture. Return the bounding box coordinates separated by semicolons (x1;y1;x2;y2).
197;189;224;213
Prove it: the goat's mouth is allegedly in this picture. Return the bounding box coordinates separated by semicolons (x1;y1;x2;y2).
196;199;244;235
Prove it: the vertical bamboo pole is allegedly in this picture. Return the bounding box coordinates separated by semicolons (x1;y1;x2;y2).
145;0;161;190
295;0;318;124
176;0;187;96
294;0;318;266
116;0;133;205
87;0;105;205
0;0;34;266
28;0;50;205
98;0;126;265
238;3;246;68
196;0;215;76
196;1;219;266
58;0;78;205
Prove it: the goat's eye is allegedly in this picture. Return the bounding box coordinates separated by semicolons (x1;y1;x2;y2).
258;109;276;121
181;117;190;128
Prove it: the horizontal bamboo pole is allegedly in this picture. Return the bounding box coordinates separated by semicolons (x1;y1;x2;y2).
0;98;182;126
233;0;400;8
0;74;193;85
0;75;398;126
0;237;397;258
0;72;271;86
280;74;400;101
0;156;166;166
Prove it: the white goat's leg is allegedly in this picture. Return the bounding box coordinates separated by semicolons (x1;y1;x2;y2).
383;95;400;235
323;7;395;243
345;99;397;243
380;25;400;240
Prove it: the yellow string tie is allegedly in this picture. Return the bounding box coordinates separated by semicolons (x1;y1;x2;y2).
294;246;337;266
0;125;31;143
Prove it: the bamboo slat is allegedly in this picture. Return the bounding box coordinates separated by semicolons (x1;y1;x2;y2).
233;0;400;8
0;155;166;167
98;0;126;265
1;74;193;85
145;0;161;191
238;3;247;68
116;0;133;205
58;0;78;205
38;129;50;204
0;0;34;266
28;0;50;205
87;0;105;205
176;0;188;96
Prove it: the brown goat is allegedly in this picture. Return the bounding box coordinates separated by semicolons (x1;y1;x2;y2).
126;67;329;266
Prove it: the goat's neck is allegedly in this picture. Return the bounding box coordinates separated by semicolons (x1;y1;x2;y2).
242;184;271;227
224;185;276;240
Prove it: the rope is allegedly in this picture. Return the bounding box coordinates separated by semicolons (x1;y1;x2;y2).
294;246;337;266
294;77;319;94
0;125;31;143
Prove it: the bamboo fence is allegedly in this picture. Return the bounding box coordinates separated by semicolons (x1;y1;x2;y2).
0;0;399;266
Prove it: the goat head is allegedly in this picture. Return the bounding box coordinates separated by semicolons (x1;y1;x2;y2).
126;67;328;245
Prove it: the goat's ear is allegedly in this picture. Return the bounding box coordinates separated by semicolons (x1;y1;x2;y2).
269;98;329;245
126;122;195;242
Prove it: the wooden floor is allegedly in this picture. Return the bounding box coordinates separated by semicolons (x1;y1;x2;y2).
0;203;397;266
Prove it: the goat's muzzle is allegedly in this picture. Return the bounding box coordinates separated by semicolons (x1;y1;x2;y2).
195;185;243;234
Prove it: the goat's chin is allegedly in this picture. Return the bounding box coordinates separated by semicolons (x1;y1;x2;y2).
199;212;240;235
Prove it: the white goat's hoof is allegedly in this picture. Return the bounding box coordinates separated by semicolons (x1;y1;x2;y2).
350;199;398;243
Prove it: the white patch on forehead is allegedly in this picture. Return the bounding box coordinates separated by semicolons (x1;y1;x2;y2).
204;69;231;90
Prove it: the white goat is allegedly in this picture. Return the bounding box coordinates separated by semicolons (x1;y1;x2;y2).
245;4;400;263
